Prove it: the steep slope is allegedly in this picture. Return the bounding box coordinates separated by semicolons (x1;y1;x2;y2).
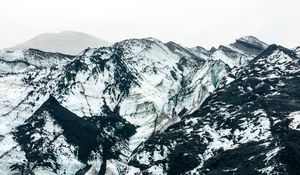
7;31;111;55
0;36;268;174
0;37;204;175
210;36;268;68
1;95;135;175
167;36;268;115
125;45;300;175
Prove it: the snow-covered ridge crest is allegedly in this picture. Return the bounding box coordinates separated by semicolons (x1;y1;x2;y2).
0;48;74;73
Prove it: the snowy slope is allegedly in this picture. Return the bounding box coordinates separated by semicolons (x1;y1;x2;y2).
125;45;300;175
210;36;268;68
165;36;268;116
0;36;271;175
7;31;111;55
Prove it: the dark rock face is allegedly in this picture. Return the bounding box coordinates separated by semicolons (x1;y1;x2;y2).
126;45;300;174
12;95;136;174
231;36;268;55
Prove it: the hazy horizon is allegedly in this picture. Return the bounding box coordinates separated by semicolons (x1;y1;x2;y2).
0;0;299;50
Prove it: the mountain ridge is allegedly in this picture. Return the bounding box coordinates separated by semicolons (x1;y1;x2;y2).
1;36;299;175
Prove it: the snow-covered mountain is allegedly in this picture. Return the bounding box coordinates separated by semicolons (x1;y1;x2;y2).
7;31;111;55
126;44;300;175
1;35;298;175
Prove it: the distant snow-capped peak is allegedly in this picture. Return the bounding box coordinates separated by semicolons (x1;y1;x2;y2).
7;31;112;55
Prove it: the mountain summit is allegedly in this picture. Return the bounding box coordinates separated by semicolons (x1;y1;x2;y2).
7;31;111;55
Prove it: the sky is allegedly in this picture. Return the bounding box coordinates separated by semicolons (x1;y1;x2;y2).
0;0;299;49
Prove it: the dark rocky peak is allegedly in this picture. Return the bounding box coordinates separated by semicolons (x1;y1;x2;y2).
191;46;210;56
221;44;300;85
208;46;218;53
230;36;268;55
253;44;298;62
165;41;201;58
165;41;206;69
218;45;238;55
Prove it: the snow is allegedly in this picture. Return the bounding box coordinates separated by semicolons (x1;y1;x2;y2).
264;147;282;162
0;135;17;156
222;168;237;172
85;158;102;175
0;145;27;174
105;160;121;175
0;60;29;73
288;111;300;131
223;110;271;145
211;50;236;68
253;109;267;116
146;165;165;175
258;166;275;174
197;125;235;161
125;166;141;175
0;50;72;74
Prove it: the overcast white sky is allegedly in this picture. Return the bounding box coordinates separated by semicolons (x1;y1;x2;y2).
0;0;299;49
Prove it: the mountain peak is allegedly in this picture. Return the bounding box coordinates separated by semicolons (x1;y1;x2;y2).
236;35;268;49
238;35;264;43
7;31;112;55
226;35;268;55
256;44;298;60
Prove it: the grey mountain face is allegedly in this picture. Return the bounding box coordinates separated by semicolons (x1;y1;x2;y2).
0;35;299;175
7;31;111;55
0;49;74;73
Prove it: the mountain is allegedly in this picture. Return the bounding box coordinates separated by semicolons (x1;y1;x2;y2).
1;35;298;175
7;31;111;55
126;45;300;175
